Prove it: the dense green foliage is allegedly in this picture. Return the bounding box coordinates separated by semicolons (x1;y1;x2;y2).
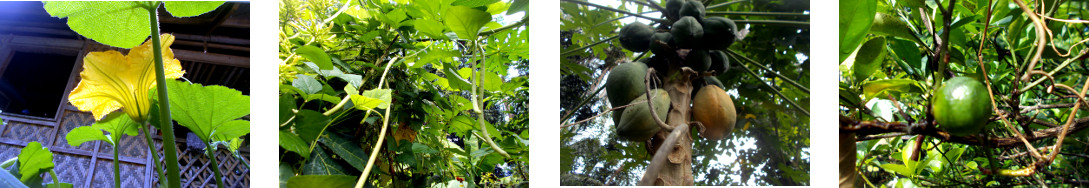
278;0;529;187
841;0;1089;186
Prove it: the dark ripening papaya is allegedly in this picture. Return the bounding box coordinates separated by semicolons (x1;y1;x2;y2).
619;22;655;52
617;89;669;141
685;49;711;72
649;32;674;55
702;17;739;50
709;50;730;74
678;0;705;19
641;55;670;75
671;16;704;49
932;77;993;136
692;85;737;140
606;62;648;108
665;0;684;21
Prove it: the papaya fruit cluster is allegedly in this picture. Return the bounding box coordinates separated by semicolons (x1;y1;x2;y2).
610;0;740;141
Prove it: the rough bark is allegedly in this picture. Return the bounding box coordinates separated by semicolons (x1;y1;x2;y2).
650;68;695;185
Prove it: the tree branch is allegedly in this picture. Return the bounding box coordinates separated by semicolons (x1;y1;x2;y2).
841;115;1089;148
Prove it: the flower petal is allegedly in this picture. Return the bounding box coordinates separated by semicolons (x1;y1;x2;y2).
68;34;186;121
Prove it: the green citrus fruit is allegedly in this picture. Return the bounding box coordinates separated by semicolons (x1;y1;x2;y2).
932;77;993;136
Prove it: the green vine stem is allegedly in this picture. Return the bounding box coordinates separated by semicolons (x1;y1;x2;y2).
472;40;510;158
112;144;121;188
141;124;165;185
205;144;225;188
354;57;398;188
48;169;59;188
147;2;182;187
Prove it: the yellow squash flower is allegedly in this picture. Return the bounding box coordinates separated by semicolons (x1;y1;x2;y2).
68;34;185;122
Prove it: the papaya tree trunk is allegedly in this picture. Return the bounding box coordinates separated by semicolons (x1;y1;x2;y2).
651;69;695;185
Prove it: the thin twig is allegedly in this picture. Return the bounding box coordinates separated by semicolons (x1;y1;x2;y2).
560;100;648;128
644;68;673;131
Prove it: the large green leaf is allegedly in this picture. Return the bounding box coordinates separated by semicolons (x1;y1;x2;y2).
280;94;297;124
286;175;356;188
164;80;250;143
65;111;139;147
279;131;310;160
17;142;52;182
452;0;501;8
415;19;447;39
301;62;363;87
43;1;154;48
350;89;392;111
292;74;322;95
318;134;368;171
296;46;334;70
302;148;347;175
279;163;296;188
163;1;224;17
839;0;877;62
444;6;492;39
294;110;330;143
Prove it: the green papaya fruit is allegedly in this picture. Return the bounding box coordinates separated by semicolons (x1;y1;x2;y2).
702;17;738;50
686;49;711;72
671;16;704;48
617;89;670;141
649;32;674;55
611;108;624;127
709;50;730;74
665;0;684;21
678;0;705;19
619;22;655;52
606;62;648;107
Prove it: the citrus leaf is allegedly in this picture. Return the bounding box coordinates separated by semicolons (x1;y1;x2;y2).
839;0;877;62
852;37;887;81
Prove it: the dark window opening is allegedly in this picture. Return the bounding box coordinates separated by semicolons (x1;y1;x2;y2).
0;52;76;118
